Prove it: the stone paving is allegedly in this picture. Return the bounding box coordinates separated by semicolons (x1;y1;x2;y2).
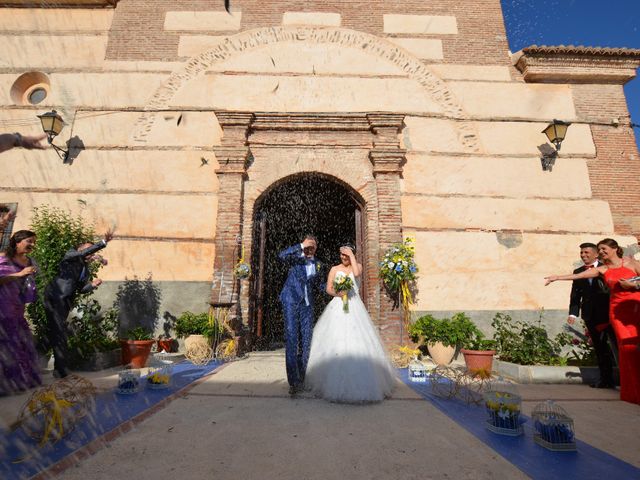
1;351;639;479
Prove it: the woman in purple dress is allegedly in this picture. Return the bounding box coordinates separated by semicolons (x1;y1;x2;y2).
0;230;42;394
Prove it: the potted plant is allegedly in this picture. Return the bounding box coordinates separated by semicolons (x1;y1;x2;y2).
460;331;497;377
408;313;477;365
157;334;174;353
120;326;155;368
175;311;220;352
67;300;121;371
157;312;176;353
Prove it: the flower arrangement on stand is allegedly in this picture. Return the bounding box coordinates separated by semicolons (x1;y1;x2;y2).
379;237;418;334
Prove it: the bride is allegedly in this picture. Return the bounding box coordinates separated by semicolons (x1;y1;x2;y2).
305;245;397;403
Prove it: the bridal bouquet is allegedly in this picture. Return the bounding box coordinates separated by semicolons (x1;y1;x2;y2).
333;274;354;313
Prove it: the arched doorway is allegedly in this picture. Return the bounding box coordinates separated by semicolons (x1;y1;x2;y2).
250;173;365;348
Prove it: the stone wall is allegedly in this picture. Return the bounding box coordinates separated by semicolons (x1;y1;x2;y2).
1;1;639;343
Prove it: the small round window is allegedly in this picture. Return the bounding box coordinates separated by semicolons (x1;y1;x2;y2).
10;72;50;106
28;87;47;105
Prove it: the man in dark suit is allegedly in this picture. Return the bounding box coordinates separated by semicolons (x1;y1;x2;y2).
43;229;114;378
568;242;616;388
279;235;325;395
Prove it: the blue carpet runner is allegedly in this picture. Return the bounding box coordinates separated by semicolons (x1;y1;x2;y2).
399;369;640;480
0;360;222;479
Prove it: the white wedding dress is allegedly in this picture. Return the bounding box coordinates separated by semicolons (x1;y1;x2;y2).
305;272;397;403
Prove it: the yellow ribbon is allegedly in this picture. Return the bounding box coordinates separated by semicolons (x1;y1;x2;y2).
400;280;414;331
33;391;74;446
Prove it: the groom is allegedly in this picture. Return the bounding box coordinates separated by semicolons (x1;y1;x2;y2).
279;235;325;395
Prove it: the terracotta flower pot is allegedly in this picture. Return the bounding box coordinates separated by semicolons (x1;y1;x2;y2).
157;339;174;353
120;339;155;368
461;349;496;375
427;342;456;366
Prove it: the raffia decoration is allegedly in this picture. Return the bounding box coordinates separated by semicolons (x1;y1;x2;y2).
215;338;237;360
16;375;96;446
389;345;421;368
185;341;214;366
212;306;238;361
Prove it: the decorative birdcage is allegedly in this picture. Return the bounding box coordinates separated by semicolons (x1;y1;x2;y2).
532;400;576;451
117;369;141;394
146;354;174;389
484;390;523;436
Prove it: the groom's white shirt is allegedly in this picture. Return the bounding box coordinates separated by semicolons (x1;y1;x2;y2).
300;244;316;306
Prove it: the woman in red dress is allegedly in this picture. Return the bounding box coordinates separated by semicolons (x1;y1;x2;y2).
546;238;640;404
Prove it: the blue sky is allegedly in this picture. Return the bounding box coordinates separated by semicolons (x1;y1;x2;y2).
500;0;640;149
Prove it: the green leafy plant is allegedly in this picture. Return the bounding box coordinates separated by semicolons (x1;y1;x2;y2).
466;333;497;351
408;312;480;348
115;274;161;336
124;326;153;341
566;322;597;366
175;311;220;339
491;311;572;366
25;205;97;351
67;299;119;364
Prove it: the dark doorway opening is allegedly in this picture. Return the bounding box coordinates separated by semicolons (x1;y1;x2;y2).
251;173;364;349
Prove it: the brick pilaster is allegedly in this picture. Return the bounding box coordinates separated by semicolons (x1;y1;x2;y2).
367;114;407;345
210;112;254;308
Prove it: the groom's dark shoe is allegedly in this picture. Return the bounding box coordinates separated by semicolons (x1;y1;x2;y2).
288;385;297;396
590;380;615;389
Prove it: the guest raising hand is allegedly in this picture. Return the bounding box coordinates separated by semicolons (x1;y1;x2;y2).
546;238;640;404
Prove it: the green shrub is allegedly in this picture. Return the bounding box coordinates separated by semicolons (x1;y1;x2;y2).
25;205;97;351
491;312;572;366
408;312;480;348
114;275;161;336
67;299;119;364
175;311;220;339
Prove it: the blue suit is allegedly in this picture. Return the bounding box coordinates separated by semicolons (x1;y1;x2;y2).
279;244;325;387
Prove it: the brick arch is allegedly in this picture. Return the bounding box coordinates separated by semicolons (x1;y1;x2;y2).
132;26;480;152
212;112;409;349
241;169;381;331
245;166;376;209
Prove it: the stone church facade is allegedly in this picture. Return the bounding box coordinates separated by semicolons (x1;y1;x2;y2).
1;0;640;346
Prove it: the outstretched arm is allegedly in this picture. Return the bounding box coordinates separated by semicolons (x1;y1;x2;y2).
64;228;114;261
545;266;603;286
0;133;47;153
